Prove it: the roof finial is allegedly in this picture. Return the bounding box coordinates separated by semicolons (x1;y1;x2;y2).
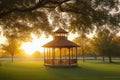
54;27;68;33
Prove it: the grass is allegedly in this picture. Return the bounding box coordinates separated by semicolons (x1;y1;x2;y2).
0;60;120;80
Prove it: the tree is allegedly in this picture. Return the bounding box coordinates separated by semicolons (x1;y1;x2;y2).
32;51;42;58
1;36;21;62
73;34;91;62
91;28;120;63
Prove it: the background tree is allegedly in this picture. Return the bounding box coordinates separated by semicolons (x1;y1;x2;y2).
73;34;91;62
32;51;42;58
91;28;120;63
1;35;21;62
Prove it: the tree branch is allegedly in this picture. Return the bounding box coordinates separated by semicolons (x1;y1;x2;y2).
0;0;71;18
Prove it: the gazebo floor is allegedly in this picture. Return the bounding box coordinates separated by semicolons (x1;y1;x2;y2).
44;63;77;67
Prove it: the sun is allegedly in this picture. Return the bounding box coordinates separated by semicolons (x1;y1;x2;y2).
21;33;52;55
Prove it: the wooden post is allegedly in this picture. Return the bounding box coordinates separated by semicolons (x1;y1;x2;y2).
47;48;48;63
60;48;61;64
52;48;55;65
64;48;66;64
76;47;77;64
72;48;73;59
44;48;45;65
54;48;55;65
49;48;50;60
72;48;74;64
69;48;70;65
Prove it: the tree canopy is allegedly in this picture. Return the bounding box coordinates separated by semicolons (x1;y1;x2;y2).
0;0;120;40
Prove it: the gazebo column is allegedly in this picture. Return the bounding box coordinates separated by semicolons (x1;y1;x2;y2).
47;48;48;64
72;48;73;64
48;48;50;60
68;48;70;65
64;48;66;64
54;48;55;65
60;48;62;64
49;48;52;64
44;48;45;65
76;47;78;64
52;48;55;65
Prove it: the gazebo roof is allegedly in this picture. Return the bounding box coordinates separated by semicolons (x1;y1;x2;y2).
54;27;68;33
42;39;79;48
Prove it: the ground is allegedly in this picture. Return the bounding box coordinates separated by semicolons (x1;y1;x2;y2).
0;60;120;80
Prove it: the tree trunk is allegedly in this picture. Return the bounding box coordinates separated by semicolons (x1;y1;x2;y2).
108;56;112;63
0;60;1;66
102;56;105;62
83;54;85;62
94;55;97;60
82;47;85;62
11;53;14;62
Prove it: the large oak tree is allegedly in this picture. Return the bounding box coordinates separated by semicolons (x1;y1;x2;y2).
0;0;119;43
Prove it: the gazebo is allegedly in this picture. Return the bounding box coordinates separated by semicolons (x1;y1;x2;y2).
42;28;79;67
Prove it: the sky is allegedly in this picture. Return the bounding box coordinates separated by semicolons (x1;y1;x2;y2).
0;27;6;44
20;32;79;54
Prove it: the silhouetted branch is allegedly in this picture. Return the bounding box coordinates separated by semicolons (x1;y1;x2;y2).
0;0;71;18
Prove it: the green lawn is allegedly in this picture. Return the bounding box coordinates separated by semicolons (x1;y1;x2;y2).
0;60;120;80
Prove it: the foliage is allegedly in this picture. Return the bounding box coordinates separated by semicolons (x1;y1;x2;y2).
0;0;68;39
0;0;119;36
0;11;52;41
73;34;91;56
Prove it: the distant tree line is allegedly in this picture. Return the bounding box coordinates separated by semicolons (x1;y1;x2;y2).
74;28;120;63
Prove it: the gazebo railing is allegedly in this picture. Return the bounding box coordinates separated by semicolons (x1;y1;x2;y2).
44;59;77;65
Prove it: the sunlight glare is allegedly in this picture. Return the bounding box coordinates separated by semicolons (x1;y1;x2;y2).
21;31;81;55
21;34;52;55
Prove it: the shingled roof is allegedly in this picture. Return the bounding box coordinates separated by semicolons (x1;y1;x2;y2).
42;39;79;48
42;28;79;48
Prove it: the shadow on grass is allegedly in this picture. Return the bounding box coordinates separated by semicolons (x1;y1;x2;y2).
43;65;120;80
91;62;120;65
111;62;120;65
86;60;120;65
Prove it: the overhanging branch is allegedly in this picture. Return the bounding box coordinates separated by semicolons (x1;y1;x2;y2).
0;0;71;18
